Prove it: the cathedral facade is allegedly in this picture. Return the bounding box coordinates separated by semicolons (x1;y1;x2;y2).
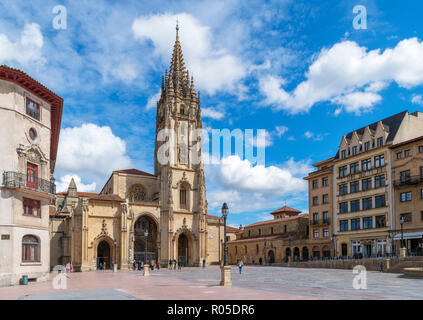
50;28;226;271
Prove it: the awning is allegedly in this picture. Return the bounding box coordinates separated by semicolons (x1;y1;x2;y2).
393;232;423;240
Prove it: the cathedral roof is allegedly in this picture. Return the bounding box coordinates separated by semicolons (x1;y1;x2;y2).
113;169;156;177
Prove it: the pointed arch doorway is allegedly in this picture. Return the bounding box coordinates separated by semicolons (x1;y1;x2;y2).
97;241;111;270
177;233;190;266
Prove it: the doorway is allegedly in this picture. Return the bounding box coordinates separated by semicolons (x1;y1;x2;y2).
97;241;111;270
178;233;189;266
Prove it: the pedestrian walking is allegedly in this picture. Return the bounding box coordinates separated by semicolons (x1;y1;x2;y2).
380;262;384;272
157;261;160;270
238;260;244;274
202;259;206;268
99;262;103;270
133;260;136;271
178;259;182;270
173;259;177;270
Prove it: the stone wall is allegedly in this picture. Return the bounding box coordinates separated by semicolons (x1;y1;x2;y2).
270;256;423;272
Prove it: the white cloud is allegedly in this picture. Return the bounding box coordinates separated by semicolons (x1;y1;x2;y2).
132;13;247;95
0;23;45;66
304;131;325;141
274;125;289;137
411;94;423;105
201;107;225;120
210;155;308;197
111;63;139;84
247;130;273;147
56;174;96;193
146;90;161;110
56;123;132;178
259;38;423;114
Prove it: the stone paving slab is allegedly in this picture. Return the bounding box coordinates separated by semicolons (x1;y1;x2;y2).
18;288;139;300
0;266;421;300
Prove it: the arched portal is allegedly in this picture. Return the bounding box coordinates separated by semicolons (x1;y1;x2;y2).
293;247;300;261
97;241;111;270
268;250;275;264
177;233;190;266
302;247;309;261
134;215;158;263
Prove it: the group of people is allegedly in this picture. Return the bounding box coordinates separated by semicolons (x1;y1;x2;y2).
168;259;184;270
132;259;160;271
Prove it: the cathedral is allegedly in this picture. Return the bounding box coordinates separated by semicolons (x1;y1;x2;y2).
49;27;228;271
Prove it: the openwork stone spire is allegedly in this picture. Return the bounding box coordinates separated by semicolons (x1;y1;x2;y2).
167;23;191;98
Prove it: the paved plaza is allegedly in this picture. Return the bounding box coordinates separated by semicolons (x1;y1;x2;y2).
0;266;422;300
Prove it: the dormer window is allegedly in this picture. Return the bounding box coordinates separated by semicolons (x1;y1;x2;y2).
341;150;346;159
26;98;40;120
364;141;370;152
377;137;383;147
180;105;185;115
352;146;358;156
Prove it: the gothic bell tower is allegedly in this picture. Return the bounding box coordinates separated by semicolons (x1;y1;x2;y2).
155;24;208;266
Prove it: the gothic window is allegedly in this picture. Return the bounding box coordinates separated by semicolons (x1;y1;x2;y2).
180;186;187;209
179;144;188;164
129;185;146;202
179;122;188;164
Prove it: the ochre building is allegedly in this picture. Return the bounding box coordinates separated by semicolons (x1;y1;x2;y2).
227;206;310;264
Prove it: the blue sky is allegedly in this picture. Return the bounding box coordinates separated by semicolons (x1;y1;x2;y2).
1;0;423;228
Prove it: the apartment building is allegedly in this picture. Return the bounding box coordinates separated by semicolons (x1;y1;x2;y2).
333;111;423;258
0;66;63;285
303;158;334;258
390;135;423;255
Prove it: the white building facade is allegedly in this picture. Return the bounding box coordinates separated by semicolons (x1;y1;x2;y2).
0;66;63;286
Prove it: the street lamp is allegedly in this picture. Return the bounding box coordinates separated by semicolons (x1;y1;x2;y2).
144;230;149;263
143;229;150;276
264;239;267;265
220;202;231;286
222;203;229;266
113;239;117;272
400;216;405;257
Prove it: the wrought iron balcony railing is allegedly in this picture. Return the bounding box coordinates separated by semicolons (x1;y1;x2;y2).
311;219;330;226
393;175;423;187
2;171;56;195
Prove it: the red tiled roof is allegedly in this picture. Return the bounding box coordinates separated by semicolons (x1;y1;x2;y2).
270;206;301;215
226;226;239;232
113;169;155;177
207;214;220;219
229;234;283;244
245;215;305;228
0;66;63;173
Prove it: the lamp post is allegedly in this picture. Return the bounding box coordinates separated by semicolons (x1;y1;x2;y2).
220;202;231;286
400;216;406;257
264;239;267;265
143;230;150;276
113;239;117;272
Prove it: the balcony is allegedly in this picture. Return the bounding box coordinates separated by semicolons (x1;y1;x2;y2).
2;171;56;195
311;219;330;226
393;175;423;187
